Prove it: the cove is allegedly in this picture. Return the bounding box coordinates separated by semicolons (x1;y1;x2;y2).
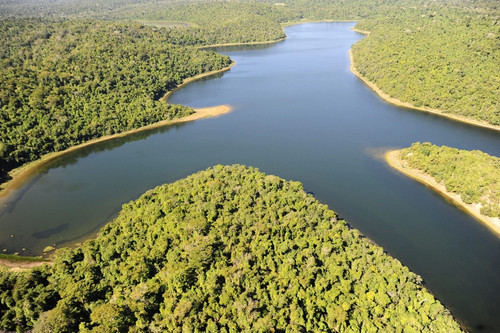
0;23;499;332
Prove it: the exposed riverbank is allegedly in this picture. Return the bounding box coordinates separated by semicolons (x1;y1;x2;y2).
349;48;500;133
386;150;500;237
0;105;232;200
0;254;51;272
0;62;236;199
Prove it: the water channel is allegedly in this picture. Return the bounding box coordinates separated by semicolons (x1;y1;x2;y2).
0;23;499;332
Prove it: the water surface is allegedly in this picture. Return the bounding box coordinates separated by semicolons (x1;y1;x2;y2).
1;23;499;332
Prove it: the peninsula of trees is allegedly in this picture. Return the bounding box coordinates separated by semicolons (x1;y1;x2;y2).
0;19;232;183
0;165;462;332
387;143;500;235
351;4;499;127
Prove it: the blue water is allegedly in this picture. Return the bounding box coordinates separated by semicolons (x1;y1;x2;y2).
0;23;499;332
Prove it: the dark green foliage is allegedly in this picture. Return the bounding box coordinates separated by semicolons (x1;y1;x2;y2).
399;143;500;218
0;165;462;331
0;19;231;178
127;2;290;45
1;0;497;178
0;265;58;331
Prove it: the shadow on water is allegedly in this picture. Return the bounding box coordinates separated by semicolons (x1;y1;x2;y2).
0;22;499;332
33;223;69;239
48;121;191;171
0;121;191;212
206;42;284;53
50;204;124;250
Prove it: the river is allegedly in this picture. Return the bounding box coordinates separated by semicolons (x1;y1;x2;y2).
0;23;499;332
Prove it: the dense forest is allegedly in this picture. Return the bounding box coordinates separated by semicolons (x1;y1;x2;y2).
0;1;496;331
351;4;499;126
0;19;231;182
398;143;500;218
0;165;462;332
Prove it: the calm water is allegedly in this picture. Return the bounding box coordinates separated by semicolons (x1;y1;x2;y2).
1;23;499;332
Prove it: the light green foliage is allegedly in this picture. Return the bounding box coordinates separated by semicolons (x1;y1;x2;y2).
0;19;231;179
0;165;462;331
352;4;499;125
399;142;500;217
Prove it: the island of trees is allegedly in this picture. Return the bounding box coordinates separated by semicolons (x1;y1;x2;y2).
0;165;462;332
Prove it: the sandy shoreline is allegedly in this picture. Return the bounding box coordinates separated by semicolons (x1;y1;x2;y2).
348;50;500;133
351;27;370;35
385;150;500;237
0;61;236;199
0;105;232;199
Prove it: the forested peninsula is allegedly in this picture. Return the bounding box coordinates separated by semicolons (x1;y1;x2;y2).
0;1;497;331
1;0;498;183
0;19;232;185
0;165;463;332
387;143;500;236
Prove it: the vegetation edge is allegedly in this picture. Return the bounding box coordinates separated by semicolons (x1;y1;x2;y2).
349;48;500;132
0;63;235;199
385;150;500;237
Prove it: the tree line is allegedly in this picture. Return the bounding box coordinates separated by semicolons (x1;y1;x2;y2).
1;0;498;180
352;4;499;125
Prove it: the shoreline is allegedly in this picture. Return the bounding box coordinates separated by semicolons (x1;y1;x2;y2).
0;259;52;272
351;27;370;35
348;51;500;133
162;62;235;102
385;150;500;237
0;105;232;200
0;63;236;199
196;37;288;50
284;19;357;28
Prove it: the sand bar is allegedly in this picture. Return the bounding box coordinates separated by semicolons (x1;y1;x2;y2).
386;150;500;237
1;61;236;198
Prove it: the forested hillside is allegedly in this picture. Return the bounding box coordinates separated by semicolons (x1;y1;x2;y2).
398;143;500;218
352;4;499;126
0;19;231;181
0;165;462;332
1;0;497;129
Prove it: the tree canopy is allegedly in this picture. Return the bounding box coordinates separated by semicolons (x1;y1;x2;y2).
352;3;499;125
399;143;500;218
1;0;498;179
0;165;462;332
